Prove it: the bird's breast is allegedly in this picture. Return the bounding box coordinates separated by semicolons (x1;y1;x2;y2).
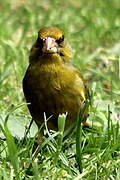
26;60;82;114
30;60;74;91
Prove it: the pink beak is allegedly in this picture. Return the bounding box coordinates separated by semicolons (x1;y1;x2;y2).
42;37;58;53
44;37;53;50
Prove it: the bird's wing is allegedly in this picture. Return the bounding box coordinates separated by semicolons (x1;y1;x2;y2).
64;62;90;100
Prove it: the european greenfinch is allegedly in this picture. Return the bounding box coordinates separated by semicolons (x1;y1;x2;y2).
23;26;89;137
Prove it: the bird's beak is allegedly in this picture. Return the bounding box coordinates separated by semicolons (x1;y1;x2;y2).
42;37;58;53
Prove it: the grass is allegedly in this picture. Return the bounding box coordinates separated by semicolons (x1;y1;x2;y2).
0;0;120;179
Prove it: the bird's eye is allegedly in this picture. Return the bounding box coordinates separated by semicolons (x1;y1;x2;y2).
56;35;64;44
36;37;43;47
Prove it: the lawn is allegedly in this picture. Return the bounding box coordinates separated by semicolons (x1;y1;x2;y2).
0;0;120;179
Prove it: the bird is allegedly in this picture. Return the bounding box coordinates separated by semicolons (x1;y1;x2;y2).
23;26;90;139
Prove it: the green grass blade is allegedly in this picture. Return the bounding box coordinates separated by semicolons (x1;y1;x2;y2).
4;116;21;180
76;100;90;173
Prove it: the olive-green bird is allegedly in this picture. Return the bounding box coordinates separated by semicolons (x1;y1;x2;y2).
23;26;89;137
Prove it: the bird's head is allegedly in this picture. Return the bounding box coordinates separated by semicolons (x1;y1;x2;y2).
36;26;64;54
29;26;72;63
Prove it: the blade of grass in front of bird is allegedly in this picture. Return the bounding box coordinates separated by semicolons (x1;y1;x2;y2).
76;100;90;173
53;114;66;165
44;112;57;146
4;115;21;180
57;114;66;149
58;113;66;133
115;120;119;143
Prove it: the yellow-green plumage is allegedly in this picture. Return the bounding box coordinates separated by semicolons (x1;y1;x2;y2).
23;26;89;133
